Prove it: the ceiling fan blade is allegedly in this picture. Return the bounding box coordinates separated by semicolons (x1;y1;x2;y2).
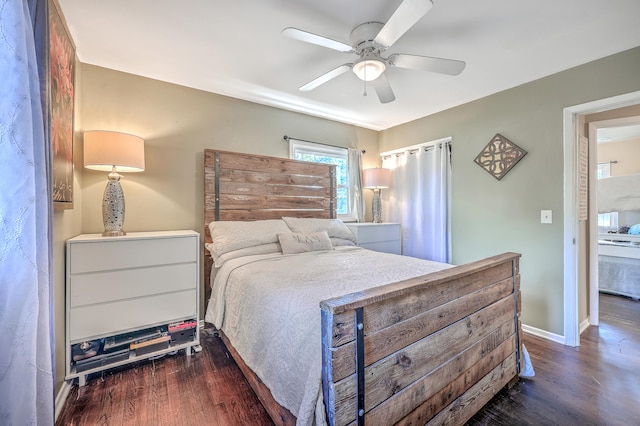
299;64;352;91
372;73;396;104
389;53;466;76
374;0;433;48
282;27;353;53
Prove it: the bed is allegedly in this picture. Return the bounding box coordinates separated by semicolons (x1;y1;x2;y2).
598;233;640;300
203;149;523;425
596;173;640;300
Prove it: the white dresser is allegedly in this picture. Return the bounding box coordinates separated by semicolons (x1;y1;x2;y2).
65;230;200;385
346;223;401;255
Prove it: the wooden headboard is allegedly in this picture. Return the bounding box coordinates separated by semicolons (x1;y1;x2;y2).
204;149;337;242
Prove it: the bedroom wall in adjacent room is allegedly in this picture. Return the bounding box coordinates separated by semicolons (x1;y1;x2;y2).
597;137;640;177
379;46;640;336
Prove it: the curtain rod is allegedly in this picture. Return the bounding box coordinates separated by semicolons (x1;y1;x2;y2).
598;160;618;164
283;135;365;154
380;137;452;158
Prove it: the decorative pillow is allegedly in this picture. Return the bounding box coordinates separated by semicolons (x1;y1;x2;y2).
208;219;290;259
278;231;333;255
282;217;356;244
629;224;640;235
213;243;282;268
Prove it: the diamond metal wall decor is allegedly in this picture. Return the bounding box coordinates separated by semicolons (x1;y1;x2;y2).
474;133;527;181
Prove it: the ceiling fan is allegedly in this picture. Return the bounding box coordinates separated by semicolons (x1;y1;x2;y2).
282;0;466;104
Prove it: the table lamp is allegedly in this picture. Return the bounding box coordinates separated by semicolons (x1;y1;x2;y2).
84;130;145;236
363;168;391;223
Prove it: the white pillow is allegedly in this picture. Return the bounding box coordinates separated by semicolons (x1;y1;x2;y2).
213;243;282;268
208;220;290;259
278;231;333;255
282;217;356;244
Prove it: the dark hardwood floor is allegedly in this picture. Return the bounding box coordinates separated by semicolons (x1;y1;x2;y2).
57;294;640;426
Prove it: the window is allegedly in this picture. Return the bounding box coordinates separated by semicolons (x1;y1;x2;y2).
289;140;352;218
597;162;618;228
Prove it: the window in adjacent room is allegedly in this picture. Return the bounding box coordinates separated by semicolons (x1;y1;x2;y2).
289;140;352;219
597;162;618;228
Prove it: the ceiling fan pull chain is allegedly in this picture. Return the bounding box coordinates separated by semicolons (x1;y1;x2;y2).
363;67;367;96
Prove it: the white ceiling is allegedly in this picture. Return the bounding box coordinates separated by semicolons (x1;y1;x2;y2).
58;0;640;131
598;124;640;143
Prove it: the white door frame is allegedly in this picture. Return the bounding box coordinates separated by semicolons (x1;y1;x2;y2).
587;115;640;328
563;90;640;347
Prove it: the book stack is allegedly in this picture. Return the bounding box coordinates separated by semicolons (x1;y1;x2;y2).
168;319;197;345
104;326;170;357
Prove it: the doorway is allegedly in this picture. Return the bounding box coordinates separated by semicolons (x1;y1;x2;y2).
563;90;640;347
588;118;640;327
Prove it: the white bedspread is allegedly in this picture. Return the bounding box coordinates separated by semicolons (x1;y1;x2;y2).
204;246;451;425
597;173;640;213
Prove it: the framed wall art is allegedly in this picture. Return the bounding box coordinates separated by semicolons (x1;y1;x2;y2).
50;0;75;209
474;133;527;181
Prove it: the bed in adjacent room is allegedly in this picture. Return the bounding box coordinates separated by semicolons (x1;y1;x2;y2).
203;149;524;425
597;173;640;300
598;232;640;300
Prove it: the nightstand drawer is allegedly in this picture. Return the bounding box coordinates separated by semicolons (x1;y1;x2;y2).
70;263;197;307
346;223;401;255
69;289;197;342
350;224;400;243
69;236;196;274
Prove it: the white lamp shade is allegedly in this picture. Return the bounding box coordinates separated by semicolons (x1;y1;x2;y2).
363;168;391;189
84;130;145;172
352;58;386;81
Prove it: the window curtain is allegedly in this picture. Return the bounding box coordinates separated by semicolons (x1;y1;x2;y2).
0;0;55;424
382;141;451;262
348;148;365;222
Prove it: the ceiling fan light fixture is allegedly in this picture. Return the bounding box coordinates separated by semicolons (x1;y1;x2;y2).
352;58;386;81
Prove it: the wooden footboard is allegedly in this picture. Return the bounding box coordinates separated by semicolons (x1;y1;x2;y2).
320;252;522;426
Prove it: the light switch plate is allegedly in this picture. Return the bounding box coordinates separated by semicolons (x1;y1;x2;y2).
541;210;552;224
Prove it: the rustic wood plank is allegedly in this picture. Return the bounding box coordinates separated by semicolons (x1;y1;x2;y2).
325;258;517;349
321;253;520;315
327;277;515;382
214;150;333;177
366;331;517;426
205;194;332;210
422;352;518;426
329;296;516;425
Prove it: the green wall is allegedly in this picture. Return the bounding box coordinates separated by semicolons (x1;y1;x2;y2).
380;46;640;335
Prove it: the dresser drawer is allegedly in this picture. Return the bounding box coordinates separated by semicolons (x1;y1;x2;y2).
69;289;197;342
69;236;197;274
70;263;197;307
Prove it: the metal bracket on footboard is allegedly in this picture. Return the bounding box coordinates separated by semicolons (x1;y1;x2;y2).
512;258;521;375
214;151;220;221
355;307;365;426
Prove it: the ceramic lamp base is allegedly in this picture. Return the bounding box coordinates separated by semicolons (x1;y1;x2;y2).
102;176;126;237
372;189;382;223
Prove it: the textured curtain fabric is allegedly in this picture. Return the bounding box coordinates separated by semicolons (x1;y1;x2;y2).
382;141;451;262
0;0;55;424
348;148;365;222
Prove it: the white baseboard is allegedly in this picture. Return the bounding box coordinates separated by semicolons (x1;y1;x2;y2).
579;318;591;335
55;380;72;421
522;323;565;345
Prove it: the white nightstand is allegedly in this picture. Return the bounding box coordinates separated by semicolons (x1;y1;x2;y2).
65;230;200;386
346;223;401;255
